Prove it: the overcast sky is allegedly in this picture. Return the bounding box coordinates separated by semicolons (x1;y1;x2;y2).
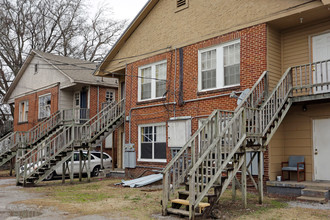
88;0;149;22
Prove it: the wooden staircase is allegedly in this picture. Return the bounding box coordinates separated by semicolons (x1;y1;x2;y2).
16;99;125;185
161;64;311;219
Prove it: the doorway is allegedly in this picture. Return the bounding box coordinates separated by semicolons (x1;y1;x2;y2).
313;118;330;181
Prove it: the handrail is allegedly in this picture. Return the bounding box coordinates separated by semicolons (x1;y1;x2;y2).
187;107;245;209
234;70;269;112
17;125;75;181
80;99;125;143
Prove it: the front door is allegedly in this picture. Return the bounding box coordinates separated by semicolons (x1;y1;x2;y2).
312;32;330;93
313;118;330;181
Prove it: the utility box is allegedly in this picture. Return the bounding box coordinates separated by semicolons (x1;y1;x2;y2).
168;116;191;148
124;144;136;168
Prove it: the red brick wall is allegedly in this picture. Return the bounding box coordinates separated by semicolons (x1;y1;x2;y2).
14;85;59;132
125;24;268;177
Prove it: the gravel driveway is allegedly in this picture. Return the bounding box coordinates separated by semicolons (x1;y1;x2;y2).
0;178;112;220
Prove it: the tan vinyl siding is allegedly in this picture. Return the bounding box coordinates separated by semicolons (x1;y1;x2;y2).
102;0;322;73
268;124;285;181
267;25;282;90
269;102;330;181
282;19;330;71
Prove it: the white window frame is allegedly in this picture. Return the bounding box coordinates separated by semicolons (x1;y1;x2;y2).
138;60;167;101
38;93;51;119
105;89;115;103
138;122;167;163
19;100;29;123
198;39;240;92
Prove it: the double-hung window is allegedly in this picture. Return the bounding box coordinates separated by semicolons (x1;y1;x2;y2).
138;61;167;101
38;94;51;119
198;40;240;91
19;100;29;123
139;123;166;162
105;90;114;103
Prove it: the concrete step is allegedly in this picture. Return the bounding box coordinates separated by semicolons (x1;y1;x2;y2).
302;188;329;199
297;196;328;204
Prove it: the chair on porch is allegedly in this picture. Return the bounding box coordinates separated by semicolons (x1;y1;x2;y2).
281;156;305;182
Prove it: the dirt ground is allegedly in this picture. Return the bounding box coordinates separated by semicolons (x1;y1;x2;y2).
0;170;330;220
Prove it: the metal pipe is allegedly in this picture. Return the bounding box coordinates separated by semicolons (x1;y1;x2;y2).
174;48;177;118
128;102;176;144
97;86;99;113
184;91;243;103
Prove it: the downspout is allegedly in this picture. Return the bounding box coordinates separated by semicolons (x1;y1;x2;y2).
173;48;177;118
178;48;184;106
97;86;99;113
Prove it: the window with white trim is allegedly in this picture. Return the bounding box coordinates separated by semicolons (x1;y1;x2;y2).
138;61;167;101
19;100;29;122
198;40;240;91
38;94;51;119
139;123;166;162
105;90;114;103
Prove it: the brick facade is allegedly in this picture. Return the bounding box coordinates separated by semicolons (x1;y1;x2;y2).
124;24;268;178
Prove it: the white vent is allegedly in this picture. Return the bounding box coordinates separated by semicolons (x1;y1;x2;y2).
177;0;186;8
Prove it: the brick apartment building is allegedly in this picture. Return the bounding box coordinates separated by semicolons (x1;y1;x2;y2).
3;50;123;168
94;0;330;185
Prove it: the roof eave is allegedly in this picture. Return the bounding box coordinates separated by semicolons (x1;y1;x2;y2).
93;0;159;76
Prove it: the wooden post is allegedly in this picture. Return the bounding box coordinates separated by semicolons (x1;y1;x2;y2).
87;149;91;182
258;151;264;204
62;162;66;184
79;150;82;182
70;152;74;184
9;157;13;176
232;175;236;201
162;172;169;216
242;151;247;208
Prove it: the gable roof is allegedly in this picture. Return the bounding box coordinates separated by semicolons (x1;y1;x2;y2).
94;0;326;75
4;50;117;103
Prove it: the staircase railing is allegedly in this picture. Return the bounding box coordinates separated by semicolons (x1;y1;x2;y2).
260;67;292;135
0;132;25;157
17;125;75;183
187;108;246;213
235;71;269;111
80;99;125;144
25;111;62;146
162;110;233;212
290;59;330;95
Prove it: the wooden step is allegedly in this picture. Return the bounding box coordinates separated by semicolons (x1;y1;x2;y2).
297;196;328;204
171;199;210;213
167;208;202;217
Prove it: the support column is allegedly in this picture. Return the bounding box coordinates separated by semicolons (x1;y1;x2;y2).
241;152;247;208
79;150;83;182
87;149;91;182
258;151;264;204
70;152;74;184
232;175;236;201
62;162;66;184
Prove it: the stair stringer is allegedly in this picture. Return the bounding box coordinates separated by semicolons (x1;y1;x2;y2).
34;151;74;184
188;134;246;211
17;125;75;185
90;116;124;148
264;99;292;146
0;151;17;167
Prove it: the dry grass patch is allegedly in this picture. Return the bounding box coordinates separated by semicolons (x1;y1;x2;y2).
20;178;163;219
18;179;330;220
